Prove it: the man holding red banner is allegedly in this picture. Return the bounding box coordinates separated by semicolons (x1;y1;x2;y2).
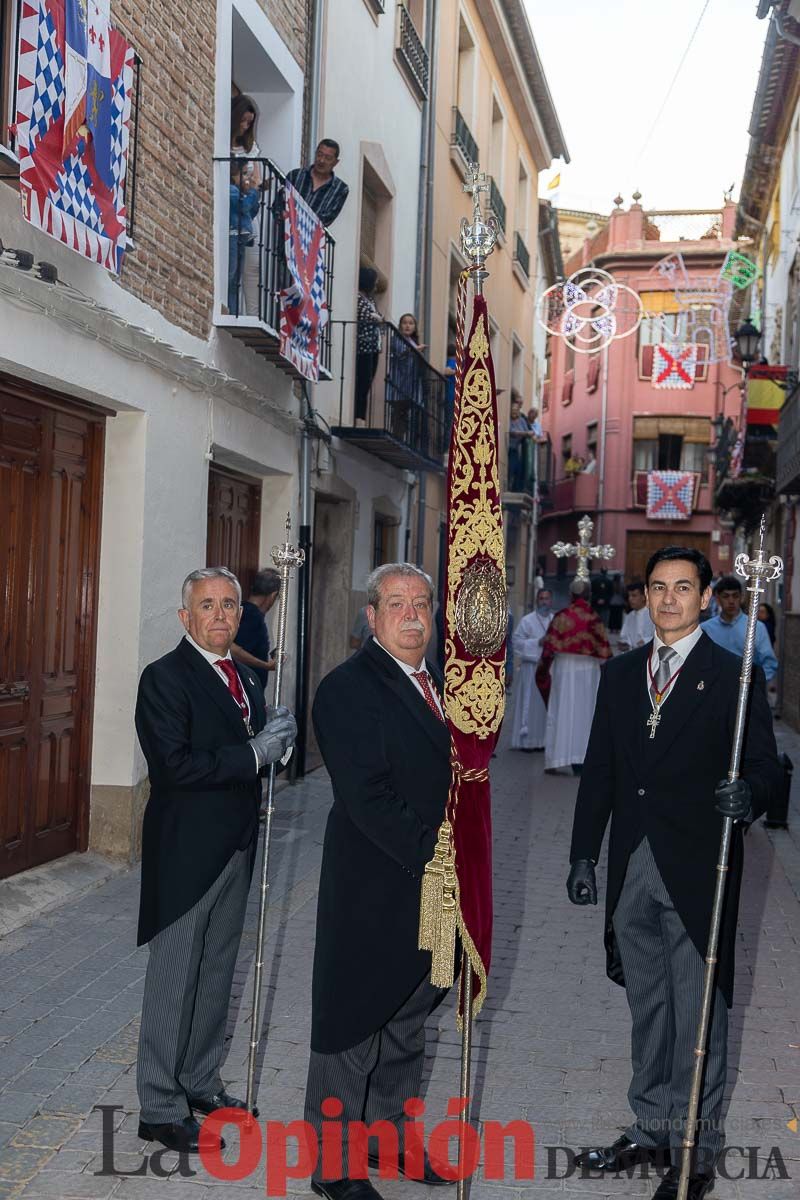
306;563;454;1200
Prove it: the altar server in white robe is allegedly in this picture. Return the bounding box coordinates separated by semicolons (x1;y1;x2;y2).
536;578;612;775
510;590;553;751
618;580;655;652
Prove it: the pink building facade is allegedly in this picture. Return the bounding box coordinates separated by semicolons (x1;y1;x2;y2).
539;198;744;585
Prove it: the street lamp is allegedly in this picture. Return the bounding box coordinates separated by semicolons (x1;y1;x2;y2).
733;318;761;366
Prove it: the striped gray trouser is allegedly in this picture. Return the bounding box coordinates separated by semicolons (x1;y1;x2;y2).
304;974;443;1181
136;845;251;1123
613;838;727;1170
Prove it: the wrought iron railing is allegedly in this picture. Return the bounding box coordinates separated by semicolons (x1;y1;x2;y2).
219;154;335;376
397;4;429;99
506;428;551;495
489;176;506;235
451;107;479;167
332;319;448;465
513;232;530;278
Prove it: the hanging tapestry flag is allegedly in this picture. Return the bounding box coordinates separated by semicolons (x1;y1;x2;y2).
15;0;134;273
747;363;788;428
279;183;328;382
651;343;698;388
646;470;697;520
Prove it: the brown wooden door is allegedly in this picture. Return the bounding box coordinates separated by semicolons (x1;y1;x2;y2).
0;383;104;879
625;530;711;585
206;465;262;597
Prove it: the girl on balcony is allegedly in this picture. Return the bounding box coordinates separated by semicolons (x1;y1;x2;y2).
355;268;383;426
230;95;263;317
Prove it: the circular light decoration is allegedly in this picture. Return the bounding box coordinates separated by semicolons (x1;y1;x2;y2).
537;266;643;354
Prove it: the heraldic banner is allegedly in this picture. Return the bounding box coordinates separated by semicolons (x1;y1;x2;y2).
15;0;134;273
419;290;505;1020
279;183;329;382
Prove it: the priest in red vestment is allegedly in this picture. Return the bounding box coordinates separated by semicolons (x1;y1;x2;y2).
536;578;611;775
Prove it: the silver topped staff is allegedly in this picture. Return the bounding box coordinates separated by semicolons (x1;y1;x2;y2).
245;514;305;1117
677;515;782;1200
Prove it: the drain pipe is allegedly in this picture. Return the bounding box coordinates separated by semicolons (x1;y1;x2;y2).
414;0;439;565
307;0;324;153
293;389;314;779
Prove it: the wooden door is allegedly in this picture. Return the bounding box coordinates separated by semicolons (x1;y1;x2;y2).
0;381;104;879
625;530;711;585
206;465;262;597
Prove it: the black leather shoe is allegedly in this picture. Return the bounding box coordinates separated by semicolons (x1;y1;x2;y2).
653;1166;714;1199
311;1181;384;1200
367;1150;456;1185
188;1089;258;1118
574;1133;670;1172
137;1115;226;1153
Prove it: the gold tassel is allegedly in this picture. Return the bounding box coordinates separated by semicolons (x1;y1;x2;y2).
419;820;458;989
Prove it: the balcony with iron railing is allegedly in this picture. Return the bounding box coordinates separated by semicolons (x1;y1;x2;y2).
215;155;335;380
396;4;429;100
549;471;599;513
488;176;506;237
450;107;479;180
330;320;448;472
503;432;552;507
513;232;530;284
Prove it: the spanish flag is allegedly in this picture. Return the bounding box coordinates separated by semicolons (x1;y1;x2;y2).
547;173;561;191
747;365;788;427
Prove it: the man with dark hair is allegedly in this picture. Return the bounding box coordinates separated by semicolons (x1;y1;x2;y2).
286;139;349;226
591;564;614;626
231;568;280;688
703;574;778;681
618;580;654;651
566;545;781;1199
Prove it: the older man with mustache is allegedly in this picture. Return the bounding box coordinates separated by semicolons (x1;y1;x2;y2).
304;563;453;1200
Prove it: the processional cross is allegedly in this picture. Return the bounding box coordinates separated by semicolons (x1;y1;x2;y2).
551;514;615;582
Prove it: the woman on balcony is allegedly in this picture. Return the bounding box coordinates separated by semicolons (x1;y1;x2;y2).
390;313;426;450
230;95;263;318
355;268;383;426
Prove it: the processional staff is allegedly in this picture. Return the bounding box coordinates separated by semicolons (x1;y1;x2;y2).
551;514;614;581
677;515;782;1200
245;515;305;1118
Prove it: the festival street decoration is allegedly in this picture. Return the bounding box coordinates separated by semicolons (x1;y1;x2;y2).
646;470;698;520
278;183;329;382
651;343;699;388
537;266;643;354
15;0;134;272
551;514;614;581
646;247;758;367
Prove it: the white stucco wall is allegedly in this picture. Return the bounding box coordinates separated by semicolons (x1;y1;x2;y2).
0;187;300;791
763;93;800;364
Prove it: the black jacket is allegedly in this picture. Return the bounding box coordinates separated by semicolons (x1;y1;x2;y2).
570;632;781;1006
310;637;451;1052
135;639;266;945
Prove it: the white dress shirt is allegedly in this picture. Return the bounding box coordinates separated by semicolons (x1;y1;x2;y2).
648;625;704;708
372;637;445;718
184;633;258;768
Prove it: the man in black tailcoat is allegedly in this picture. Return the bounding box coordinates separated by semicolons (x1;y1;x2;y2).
567;546;781;1199
135;566;296;1153
305;562;454;1200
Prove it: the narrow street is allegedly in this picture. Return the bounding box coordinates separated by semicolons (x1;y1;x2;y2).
0;716;798;1200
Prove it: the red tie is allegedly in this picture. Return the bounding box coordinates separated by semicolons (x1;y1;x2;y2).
216;658;248;715
412;670;446;724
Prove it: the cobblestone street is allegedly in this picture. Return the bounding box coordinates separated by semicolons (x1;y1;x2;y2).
1;717;799;1200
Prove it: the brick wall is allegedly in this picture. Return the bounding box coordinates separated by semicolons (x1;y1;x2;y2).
112;0;309;339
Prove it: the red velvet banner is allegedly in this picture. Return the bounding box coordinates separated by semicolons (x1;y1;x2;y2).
419;291;505;1020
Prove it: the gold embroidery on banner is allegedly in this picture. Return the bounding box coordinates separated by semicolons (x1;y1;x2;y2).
445;312;507;739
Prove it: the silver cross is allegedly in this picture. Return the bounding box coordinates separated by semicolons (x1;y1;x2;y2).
647;709;661;740
551;514;615;582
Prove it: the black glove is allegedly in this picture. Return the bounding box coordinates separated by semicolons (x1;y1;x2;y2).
567;859;597;905
714;777;752;823
248;706;297;770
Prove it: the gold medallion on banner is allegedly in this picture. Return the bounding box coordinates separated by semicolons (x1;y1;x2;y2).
455;559;507;657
